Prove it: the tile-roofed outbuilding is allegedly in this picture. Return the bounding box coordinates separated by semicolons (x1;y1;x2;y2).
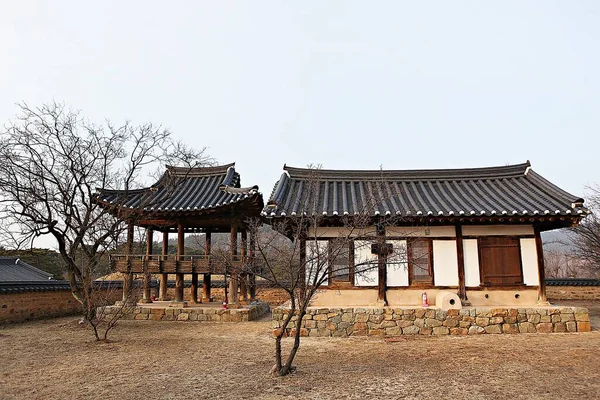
263;161;587;228
0;257;54;282
96;163;264;220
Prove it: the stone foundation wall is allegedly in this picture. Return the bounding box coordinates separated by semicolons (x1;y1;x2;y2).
102;301;270;322
0;289;123;324
272;306;592;337
547;286;600;300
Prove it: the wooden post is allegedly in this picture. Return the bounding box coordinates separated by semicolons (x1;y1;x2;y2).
122;223;135;303
140;228;153;303
159;231;169;301
174;222;185;303
534;226;548;303
228;224;239;307
239;230;248;301
455;225;467;301
248;230;257;300
376;223;387;306
191;273;199;303
203;229;212;301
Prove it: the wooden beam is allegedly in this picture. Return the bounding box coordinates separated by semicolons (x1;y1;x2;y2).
455;225;466;301
203;229;212;301
376;223;387;305
534;226;548;303
159;231;169;301
248;229;257;300
141;228;154;303
175;222;185;303
122;223;135;303
228;224;239;306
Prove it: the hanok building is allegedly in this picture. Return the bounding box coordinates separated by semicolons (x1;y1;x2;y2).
264;161;588;308
96;163;264;307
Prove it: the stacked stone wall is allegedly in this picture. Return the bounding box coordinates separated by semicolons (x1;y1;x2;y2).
272;306;592;337
102;302;270;322
547;286;600;300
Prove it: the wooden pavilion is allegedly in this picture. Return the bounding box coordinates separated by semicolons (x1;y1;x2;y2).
96;163;264;307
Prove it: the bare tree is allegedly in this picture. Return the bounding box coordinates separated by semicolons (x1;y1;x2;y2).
567;185;600;278
240;167;404;376
0;102;211;340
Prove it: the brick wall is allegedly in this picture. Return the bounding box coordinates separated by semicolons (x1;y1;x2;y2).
547;285;600;300
0;289;123;324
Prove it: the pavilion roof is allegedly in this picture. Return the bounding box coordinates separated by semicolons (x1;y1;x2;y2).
263;161;588;225
96;163;263;219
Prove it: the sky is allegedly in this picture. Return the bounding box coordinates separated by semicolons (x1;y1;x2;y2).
1;2;599;248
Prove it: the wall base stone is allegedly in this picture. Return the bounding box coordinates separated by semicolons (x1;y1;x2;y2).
100;301;270;322
272;306;592;337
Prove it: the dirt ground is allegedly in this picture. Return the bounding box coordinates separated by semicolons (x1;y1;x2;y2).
1;300;598;400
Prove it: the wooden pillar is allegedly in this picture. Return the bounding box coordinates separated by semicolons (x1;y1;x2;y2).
175;223;185;303
239;230;248;300
203;230;212;301
376;223;387;305
159;231;169;301
249;230;257;300
455;225;467;301
534;226;548;303
141;228;154;303
228;225;239;306
122;223;135;303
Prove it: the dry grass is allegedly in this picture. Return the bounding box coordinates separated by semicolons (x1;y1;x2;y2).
1;300;598;400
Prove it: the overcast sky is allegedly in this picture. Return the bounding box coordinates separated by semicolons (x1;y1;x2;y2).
1;1;599;203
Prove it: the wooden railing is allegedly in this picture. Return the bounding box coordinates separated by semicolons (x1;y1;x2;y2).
109;254;253;274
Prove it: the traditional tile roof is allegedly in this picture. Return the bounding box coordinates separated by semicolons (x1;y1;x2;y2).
264;161;588;220
0;257;54;282
96;163;263;216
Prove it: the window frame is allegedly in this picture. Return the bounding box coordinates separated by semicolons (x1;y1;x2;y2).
407;237;434;287
328;238;354;285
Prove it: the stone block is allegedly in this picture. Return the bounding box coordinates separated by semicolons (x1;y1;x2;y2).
577;322;592;332
551;314;561;323
540;315;551;323
468;326;485;335
450;327;468;335
415;309;426;318
313;314;328;321
425;318;442;327
326;321;337;331
368;329;385;336
341;313;354;322
504;316;517;324
575;311;590;322
354;313;369;323
492;308;507;317
476;309;492;318
403;326;419;335
502;323;519;334
332;329;348;337
560;313;575;322
369;314;385;324
484;324;502;334
527;314;541;324
381;321;396;328
443;318;459;328
432;326;449;335
396;320;414;328
447;309;459;317
553;322;567;333
516;313;527;323
338;322;351;330
385;327;402;336
419;328;432;335
402;314;416;321
536;323;553;333
329;316;341;324
490;317;504;325
305;320;317;329
518;322;535;333
566;321;577;332
414;318;425;328
475;317;489;327
134;313;148;320
403;308;415;315
350;328;367;336
425;309;436;319
459;321;472;328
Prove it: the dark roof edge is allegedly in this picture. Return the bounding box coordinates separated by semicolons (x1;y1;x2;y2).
283;161;531;181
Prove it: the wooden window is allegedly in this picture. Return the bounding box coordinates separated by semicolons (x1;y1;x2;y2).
330;240;351;282
408;238;433;285
479;237;523;286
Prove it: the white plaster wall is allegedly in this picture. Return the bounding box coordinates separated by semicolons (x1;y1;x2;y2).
520;238;540;286
463;239;481;287
462;225;534;236
306;240;328;287
387;240;409;287
313;226;378;238
433;240;459;286
386;226;456;238
353;240;378;286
